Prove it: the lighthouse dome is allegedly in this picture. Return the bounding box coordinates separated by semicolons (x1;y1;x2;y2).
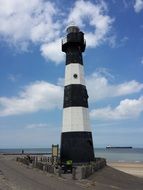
66;23;80;34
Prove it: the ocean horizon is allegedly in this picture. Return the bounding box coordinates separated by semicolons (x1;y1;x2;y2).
0;148;143;163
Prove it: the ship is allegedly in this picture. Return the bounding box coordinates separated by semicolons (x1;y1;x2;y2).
106;145;132;149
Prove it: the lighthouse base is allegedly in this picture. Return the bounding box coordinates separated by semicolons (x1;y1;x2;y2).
60;131;94;163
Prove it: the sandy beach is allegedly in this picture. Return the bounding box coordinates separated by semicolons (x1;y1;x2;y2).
0;155;143;190
108;162;143;178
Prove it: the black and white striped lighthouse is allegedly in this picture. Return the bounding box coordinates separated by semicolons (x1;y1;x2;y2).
60;25;95;163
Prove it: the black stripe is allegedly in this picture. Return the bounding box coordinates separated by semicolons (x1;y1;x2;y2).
63;84;88;108
62;32;85;53
60;131;94;163
66;46;83;65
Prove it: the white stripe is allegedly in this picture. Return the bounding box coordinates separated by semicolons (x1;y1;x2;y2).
64;63;85;86
62;107;91;132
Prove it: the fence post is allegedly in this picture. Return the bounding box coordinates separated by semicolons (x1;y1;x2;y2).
72;167;76;180
58;167;62;177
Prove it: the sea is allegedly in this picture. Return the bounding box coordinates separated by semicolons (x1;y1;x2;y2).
0;148;143;163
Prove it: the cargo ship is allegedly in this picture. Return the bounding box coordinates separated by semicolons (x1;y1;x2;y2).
106;145;132;149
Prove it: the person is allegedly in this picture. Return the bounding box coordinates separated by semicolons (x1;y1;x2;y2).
66;160;73;173
26;154;33;163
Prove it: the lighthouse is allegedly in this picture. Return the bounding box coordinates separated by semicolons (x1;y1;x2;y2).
60;25;94;163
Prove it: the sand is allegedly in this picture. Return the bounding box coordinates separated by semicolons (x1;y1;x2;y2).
108;162;143;178
0;155;143;190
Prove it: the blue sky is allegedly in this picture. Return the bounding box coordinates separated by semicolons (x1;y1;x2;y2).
0;0;143;148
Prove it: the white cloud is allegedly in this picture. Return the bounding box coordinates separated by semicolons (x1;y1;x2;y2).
134;0;143;13
86;72;143;102
40;39;64;64
1;70;142;117
0;0;114;63
57;77;64;86
90;96;143;120
26;123;48;129
0;81;63;116
104;35;129;49
67;0;114;48
8;74;17;82
123;0;129;8
0;0;59;44
8;74;21;82
0;0;62;60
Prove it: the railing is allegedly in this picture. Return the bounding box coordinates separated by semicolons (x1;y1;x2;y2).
62;36;86;46
62;36;67;44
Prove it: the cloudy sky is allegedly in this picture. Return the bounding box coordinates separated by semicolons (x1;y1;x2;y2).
0;0;143;148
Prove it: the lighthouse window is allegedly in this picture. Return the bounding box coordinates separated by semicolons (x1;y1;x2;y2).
73;74;78;79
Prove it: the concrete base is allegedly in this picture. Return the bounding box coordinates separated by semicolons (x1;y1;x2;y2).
16;156;106;180
78;158;107;179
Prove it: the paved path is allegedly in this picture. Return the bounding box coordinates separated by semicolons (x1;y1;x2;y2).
0;155;143;190
0;156;83;190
